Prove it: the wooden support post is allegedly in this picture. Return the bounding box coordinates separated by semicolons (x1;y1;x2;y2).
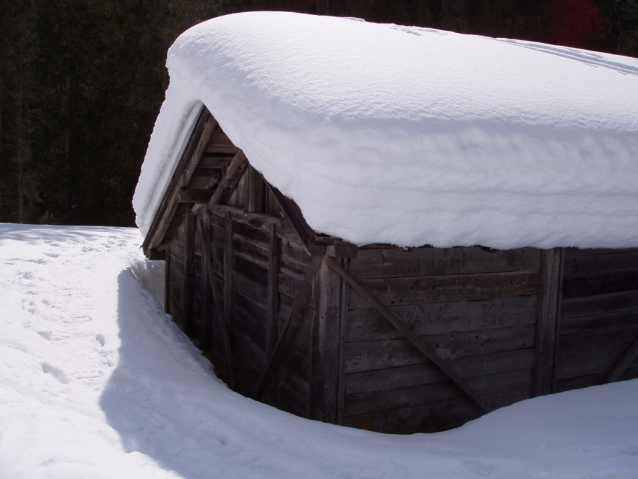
223;212;234;359
533;248;563;397
267;223;280;357
311;258;342;423
256;246;326;400
198;213;235;387
184;214;196;337
324;255;489;413
336;258;349;425
605;334;638;384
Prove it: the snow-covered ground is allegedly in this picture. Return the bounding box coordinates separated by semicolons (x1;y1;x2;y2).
2;223;638;479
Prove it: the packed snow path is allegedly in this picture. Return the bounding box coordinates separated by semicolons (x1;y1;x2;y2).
1;224;638;478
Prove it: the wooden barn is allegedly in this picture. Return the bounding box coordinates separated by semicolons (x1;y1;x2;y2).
140;105;638;433
134;13;638;434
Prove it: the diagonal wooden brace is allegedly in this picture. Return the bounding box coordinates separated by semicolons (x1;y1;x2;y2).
324;255;489;413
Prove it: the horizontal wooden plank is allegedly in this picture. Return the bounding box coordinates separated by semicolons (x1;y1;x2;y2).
234;253;269;286
169;240;185;262
348;271;541;309
560;309;638;336
233;271;268;306
350;247;540;279
558;329;638;359
278;271;303;301
563;250;638;277
232;234;269;268
198;155;233;169
562;271;638;299
345;326;536;373
346;295;538;342
343;389;529;434
561;290;638;318
556;350;625;380
564;247;638;258
344;369;531;416
233;289;268;351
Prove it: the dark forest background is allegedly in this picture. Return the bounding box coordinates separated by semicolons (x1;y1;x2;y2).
1;0;636;227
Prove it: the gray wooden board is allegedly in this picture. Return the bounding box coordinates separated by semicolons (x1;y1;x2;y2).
233;289;268;351
278;272;302;301
350;247;540;279
346;295;538;342
556;350;629;379
348;271;541;309
234;271;268;305
560;309;638;335
233;234;269;269
233;253;269;286
345;326;536;373
562;271;638;299
561;290;638;318
345;348;535;395
275;367;311;418
344;369;531;417
564;247;638;258
563;250;638;277
558;328;638;358
343;389;529;434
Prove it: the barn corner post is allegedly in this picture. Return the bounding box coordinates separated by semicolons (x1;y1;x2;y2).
533;247;564;397
310;251;343;423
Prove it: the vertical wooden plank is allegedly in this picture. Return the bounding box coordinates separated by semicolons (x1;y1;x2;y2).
267;223;280;356
533;248;563;396
184;214;196;337
224;212;234;350
311;258;342;423
248;166;266;213
201;217;213;351
336;258;349;425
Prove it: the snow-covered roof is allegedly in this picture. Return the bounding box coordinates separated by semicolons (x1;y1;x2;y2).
133;11;638;249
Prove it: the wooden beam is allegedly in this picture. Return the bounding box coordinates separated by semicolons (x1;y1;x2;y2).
533;248;563;397
256;246;326;400
144;109;218;255
198;213;235;387
324;255;490;413
605;333;638;383
206;150;248;208
336;258;349;425
311;259;342;423
223;212;234;368
184;214;196;337
267;223;280;357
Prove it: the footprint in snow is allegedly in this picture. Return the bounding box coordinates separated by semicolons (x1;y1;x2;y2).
95;334;106;346
42;362;71;384
43;252;60;258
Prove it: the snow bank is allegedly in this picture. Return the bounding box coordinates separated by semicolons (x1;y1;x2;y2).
133;12;638;249
2;223;638;478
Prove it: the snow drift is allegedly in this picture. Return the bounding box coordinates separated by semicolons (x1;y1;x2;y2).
133;11;638;249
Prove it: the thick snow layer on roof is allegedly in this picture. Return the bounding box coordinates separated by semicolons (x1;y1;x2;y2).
133;11;638;249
